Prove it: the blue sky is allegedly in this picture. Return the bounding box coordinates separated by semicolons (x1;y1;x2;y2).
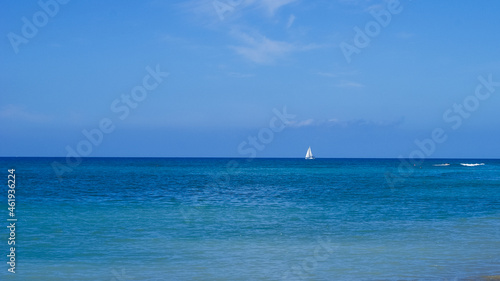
1;0;500;158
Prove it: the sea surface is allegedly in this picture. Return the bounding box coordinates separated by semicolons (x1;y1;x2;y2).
0;157;499;281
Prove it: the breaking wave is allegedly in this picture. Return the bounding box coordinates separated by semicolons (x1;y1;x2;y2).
460;163;485;167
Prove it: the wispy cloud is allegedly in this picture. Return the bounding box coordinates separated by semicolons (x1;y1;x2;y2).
395;32;415;39
316;70;363;87
229;30;294;64
364;3;386;12
289;118;315;127
179;0;321;64
317;72;339;78
182;0;298;22
0;105;53;123
289;117;404;128
158;33;187;43
317;69;358;78
230;29;322;64
289;118;341;128
227;72;255;78
286;14;296;29
337;0;387;13
335;81;364;88
258;0;299;15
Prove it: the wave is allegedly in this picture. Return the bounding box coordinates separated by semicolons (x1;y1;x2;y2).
460;163;485;167
433;163;450;167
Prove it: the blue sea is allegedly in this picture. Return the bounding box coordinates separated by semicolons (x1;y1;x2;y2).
1;158;499;280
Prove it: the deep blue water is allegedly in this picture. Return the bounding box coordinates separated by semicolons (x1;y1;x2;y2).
1;158;499;280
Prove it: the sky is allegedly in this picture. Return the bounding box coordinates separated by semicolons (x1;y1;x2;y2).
1;0;500;158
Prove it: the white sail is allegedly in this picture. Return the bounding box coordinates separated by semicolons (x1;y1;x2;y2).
305;147;315;159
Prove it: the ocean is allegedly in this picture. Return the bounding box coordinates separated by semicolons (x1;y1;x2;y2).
1;157;499;280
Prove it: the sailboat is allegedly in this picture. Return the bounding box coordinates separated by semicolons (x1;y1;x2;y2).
305;146;315;159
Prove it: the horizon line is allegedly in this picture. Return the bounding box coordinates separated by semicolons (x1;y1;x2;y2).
0;156;499;160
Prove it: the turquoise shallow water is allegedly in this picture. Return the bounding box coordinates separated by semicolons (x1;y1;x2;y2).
1;158;499;280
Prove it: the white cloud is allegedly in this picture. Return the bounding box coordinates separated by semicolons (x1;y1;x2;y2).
229;30;295;64
0;105;53;123
229;29;322;64
337;0;389;14
289;118;344;128
289;118;315;127
183;0;298;22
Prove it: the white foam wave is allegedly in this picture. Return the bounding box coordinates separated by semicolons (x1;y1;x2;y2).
433;163;450;166
460;163;485;167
